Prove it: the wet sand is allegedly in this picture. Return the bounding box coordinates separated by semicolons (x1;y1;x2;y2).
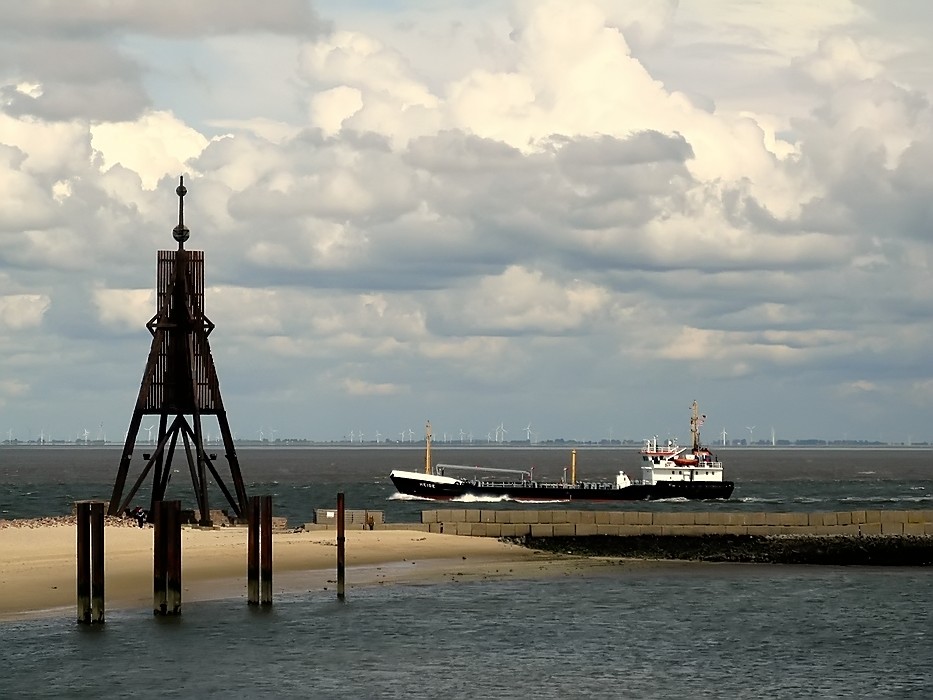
0;518;606;621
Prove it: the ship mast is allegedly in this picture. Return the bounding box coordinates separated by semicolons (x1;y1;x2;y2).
424;420;432;474
690;400;705;452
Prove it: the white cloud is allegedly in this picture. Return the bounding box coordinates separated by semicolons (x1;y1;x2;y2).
794;35;882;85
93;288;153;330
0;294;50;329
1;0;933;443
90;111;210;189
342;378;404;396
442;265;610;335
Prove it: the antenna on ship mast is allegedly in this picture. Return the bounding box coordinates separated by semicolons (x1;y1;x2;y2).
424;420;432;474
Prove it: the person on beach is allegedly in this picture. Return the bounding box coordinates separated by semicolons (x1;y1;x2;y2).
124;506;148;528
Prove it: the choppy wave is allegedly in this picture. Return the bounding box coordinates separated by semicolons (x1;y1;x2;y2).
838;495;933;504
388;492;571;505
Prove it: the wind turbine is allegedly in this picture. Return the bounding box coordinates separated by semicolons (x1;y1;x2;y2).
144;424;155;445
746;425;755;445
525;423;533;443
721;428;728;446
375;431;382;443
771;427;776;446
459;428;465;444
349;429;355;443
407;428;414;442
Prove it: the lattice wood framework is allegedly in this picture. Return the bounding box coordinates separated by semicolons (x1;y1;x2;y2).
108;178;249;525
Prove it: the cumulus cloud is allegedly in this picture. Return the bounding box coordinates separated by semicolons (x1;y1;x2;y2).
93;288;154;331
793;35;883;85
1;0;932;443
91;111;210;189
0;294;50;329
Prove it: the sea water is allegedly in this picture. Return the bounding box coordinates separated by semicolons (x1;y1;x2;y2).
1;447;932;698
1;567;931;698
1;445;931;524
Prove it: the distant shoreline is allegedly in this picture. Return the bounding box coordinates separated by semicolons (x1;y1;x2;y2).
1;443;929;450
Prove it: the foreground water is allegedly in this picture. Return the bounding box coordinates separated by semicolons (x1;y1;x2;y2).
1;566;931;698
1;447;932;697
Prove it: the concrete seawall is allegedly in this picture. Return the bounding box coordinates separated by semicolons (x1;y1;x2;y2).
297;509;933;566
301;508;933;537
415;509;933;537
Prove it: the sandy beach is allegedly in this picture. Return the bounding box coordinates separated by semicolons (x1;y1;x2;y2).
0;518;609;622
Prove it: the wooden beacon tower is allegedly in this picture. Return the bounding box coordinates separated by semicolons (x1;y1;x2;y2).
108;177;249;526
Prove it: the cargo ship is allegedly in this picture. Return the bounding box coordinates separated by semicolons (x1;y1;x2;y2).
388;402;734;502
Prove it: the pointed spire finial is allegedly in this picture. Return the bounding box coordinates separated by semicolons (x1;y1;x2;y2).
172;175;190;247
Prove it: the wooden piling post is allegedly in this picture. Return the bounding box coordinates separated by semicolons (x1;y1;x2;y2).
76;500;106;624
247;495;273;606
153;500;182;615
90;501;105;622
337;492;346;600
153;501;166;614
247;495;260;605
260;495;273;605
76;501;91;624
166;500;181;614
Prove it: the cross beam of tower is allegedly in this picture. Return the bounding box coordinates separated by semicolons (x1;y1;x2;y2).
108;177;249;525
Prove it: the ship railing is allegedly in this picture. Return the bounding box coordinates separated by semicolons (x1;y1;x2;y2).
436;463;533;481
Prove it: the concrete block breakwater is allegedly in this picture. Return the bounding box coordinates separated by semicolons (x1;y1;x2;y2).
522;534;933;566
416;509;933;566
418;509;933;537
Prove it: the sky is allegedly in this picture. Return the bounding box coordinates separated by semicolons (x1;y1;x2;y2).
1;0;932;446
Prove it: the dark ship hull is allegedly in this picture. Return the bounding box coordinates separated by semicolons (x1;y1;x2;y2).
389;471;734;502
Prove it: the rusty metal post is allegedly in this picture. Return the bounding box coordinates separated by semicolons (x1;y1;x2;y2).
260;495;272;605
153;501;166;614
76;501;91;624
247;495;260;605
336;492;345;600
166;500;181;615
90;501;105;623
